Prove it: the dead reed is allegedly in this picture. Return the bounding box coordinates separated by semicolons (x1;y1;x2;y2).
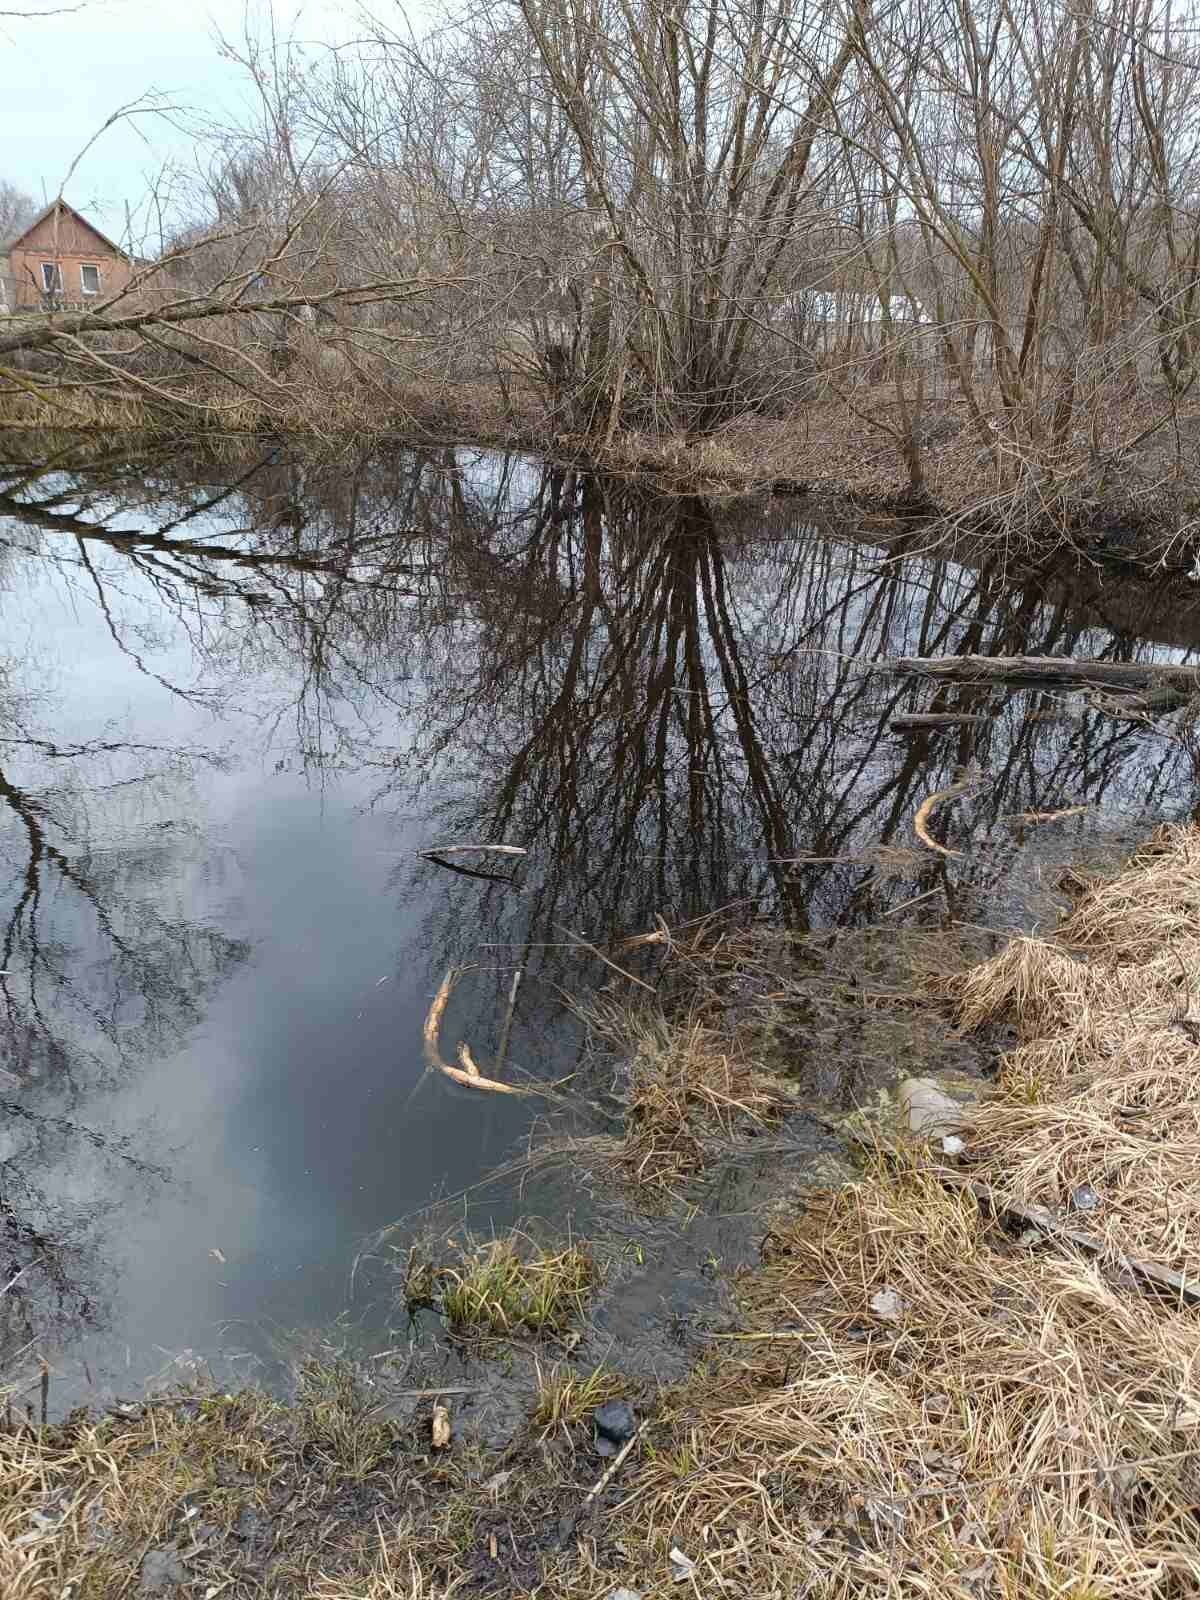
577;995;793;1193
559;823;1200;1598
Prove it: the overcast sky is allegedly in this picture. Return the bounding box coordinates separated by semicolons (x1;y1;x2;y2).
1;1;371;243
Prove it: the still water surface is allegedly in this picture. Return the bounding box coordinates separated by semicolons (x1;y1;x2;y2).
0;442;1195;1404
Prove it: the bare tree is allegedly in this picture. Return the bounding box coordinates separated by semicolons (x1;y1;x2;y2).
10;0;1200;536
0;180;36;241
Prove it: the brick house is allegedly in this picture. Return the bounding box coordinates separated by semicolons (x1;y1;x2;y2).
0;201;133;312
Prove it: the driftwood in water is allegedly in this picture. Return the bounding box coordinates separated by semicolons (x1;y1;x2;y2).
1003;804;1091;826
877;654;1200;692
421;844;526;857
890;712;988;730
418;843;527;884
423;969;531;1095
912;777;981;858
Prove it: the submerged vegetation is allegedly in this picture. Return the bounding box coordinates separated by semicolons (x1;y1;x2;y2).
7;825;1200;1596
404;1232;598;1339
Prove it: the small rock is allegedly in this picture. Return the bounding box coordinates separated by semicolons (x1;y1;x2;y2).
609;1590;643;1600
669;1547;697;1582
140;1547;187;1594
1069;1182;1100;1213
899;1078;967;1138
593;1399;636;1453
869;1286;905;1322
940;1134;965;1158
233;1507;261;1542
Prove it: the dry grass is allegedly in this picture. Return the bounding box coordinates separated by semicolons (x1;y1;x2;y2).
598;1170;1200;1598
5;360;1192;541
0;1362;422;1599
939;822;1200;1269
8;832;1200;1598
530;825;1200;1598
1056;826;1200;960
580;997;793;1192
531;1362;624;1435
404;1229;597;1338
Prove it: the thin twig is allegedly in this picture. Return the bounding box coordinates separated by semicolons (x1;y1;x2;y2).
883;886;942;917
494;967;523;1079
556;1416;650;1547
418;845;525;884
557;926;655;992
0;1258;43;1299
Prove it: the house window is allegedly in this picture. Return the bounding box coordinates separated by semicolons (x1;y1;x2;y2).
80;264;101;296
40;262;63;292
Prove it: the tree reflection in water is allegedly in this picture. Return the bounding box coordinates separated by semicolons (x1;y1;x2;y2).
0;441;1195;1379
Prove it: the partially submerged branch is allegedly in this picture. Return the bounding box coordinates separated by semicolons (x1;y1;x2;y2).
912;778;980;858
422;968;531;1096
417;843;526;884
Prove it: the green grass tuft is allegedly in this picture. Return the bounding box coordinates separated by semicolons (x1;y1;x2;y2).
405;1230;597;1338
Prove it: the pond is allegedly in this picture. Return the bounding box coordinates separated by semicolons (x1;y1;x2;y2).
0;439;1196;1410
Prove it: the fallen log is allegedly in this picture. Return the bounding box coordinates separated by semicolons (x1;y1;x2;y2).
875;655;1200;692
943;1174;1200;1310
890;712;989;730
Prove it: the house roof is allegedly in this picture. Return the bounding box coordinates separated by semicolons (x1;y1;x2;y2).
1;200;128;259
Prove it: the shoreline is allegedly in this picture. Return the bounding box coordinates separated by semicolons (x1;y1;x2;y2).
5;827;1198;1597
0;382;1195;566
